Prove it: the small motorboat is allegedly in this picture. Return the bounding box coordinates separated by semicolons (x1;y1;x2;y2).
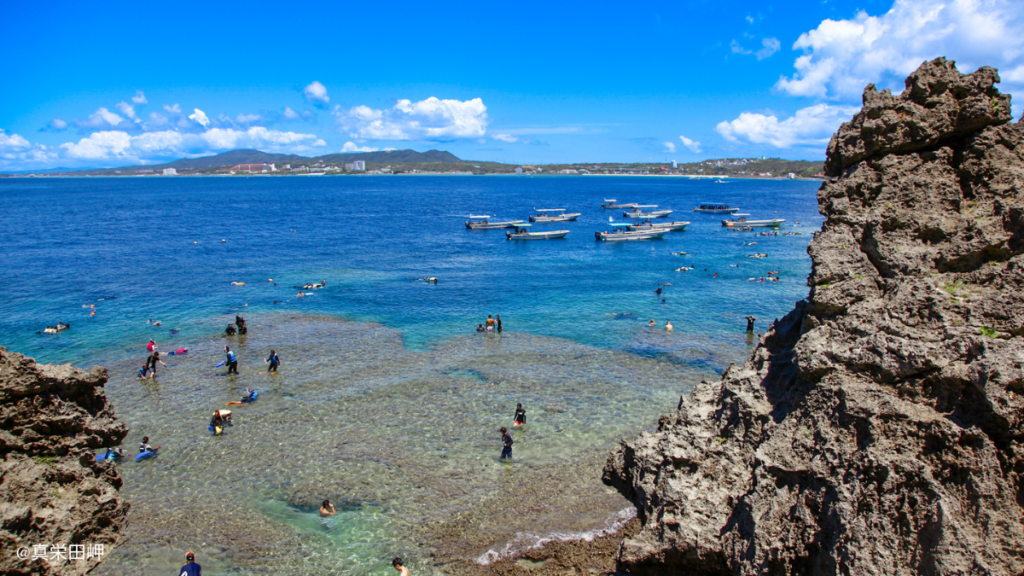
627;220;690;232
466;215;524;230
595;228;667;242
693;203;740;213
529;208;581;223
506;225;570;240
623;207;673;218
722;218;785;228
42;322;70;334
601;199;639;209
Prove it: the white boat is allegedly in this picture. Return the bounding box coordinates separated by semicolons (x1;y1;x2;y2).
692;203;740;213
529;208;581;223
465;215;524;230
601;199;639;209
722;217;785;228
627;220;690;232
623;209;673;218
595;228;667;242
506;224;570;240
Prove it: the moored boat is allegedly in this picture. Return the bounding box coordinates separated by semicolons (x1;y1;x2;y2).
623;208;673;218
529;208;581;223
595;228;667;241
722;217;785;228
506;225;570;240
692;203;740;213
601;199;639;209
466;215;524;230
627;220;690;232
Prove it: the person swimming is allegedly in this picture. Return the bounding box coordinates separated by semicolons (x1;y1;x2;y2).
320;499;336;517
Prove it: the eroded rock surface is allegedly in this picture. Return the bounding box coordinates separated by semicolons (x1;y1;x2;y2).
0;348;129;576
604;58;1024;575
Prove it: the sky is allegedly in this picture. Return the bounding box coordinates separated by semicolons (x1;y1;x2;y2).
2;0;1023;171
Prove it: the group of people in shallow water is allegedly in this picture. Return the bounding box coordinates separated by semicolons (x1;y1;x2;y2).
475;314;503;333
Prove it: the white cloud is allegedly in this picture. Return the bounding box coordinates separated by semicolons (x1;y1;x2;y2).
777;0;1024;100
235;113;262;124
189;108;210;128
116;101;137;120
164;103;182;114
57;127;326;163
46;118;68;132
679;135;702;153
132;90;148;105
282;106;300;120
716;103;859;148
492;133;517;143
663;141;677;153
0;129;32;151
383;147;397;151
341;141;379;152
304;81;330;107
334;97;488;140
78;107;124;129
756;38;780;60
61;131;133;159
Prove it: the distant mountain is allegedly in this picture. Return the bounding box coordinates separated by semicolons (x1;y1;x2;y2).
61;148;465;175
317;149;461;164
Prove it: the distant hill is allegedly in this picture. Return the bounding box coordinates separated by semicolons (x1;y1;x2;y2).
63;148;465;175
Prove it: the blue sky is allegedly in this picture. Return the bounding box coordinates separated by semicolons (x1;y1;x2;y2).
1;0;1022;170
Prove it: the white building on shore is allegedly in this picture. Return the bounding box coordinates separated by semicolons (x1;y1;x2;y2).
162;168;177;175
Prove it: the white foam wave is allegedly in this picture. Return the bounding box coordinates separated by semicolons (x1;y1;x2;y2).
474;507;636;566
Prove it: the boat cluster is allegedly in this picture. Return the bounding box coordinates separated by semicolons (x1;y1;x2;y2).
463;200;789;243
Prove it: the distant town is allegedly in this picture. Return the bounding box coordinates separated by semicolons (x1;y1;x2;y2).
1;149;825;179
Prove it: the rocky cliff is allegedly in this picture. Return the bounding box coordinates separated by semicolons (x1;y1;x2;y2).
0;348;130;576
604;58;1024;575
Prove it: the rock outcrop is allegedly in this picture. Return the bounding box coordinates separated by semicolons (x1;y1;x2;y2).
0;348;129;576
604;58;1024;575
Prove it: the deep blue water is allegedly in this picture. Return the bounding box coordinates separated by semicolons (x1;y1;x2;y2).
0;175;821;367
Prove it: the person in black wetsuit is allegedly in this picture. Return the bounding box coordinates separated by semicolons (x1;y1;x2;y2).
496;315;502;333
499;427;513;460
225;323;237;336
513;403;526;427
235;315;247;335
144;351;166;379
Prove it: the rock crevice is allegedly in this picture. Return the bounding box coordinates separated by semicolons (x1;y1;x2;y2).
604;58;1024;575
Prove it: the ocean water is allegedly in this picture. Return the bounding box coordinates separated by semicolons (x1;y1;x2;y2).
0;175;822;574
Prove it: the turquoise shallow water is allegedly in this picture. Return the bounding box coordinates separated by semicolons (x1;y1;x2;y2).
0;175;821;574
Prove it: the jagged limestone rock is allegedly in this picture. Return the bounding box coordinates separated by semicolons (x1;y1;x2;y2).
0;348;129;576
604;58;1024;576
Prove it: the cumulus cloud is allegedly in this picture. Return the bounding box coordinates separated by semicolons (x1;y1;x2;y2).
679;135;702;153
333;97;488;140
58;127;326;163
132;90;148;105
341;141;378;152
304;81;330;108
0;129;32;151
188;108;210;128
164;103;182;114
663;141;677;153
282;106;300;120
492;133;517;143
716;103;859;148
116;101;137;120
78;107;125;129
40;118;68;133
776;0;1024;100
235;113;262;125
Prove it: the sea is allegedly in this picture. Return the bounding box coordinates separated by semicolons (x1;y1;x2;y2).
0;175;822;575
